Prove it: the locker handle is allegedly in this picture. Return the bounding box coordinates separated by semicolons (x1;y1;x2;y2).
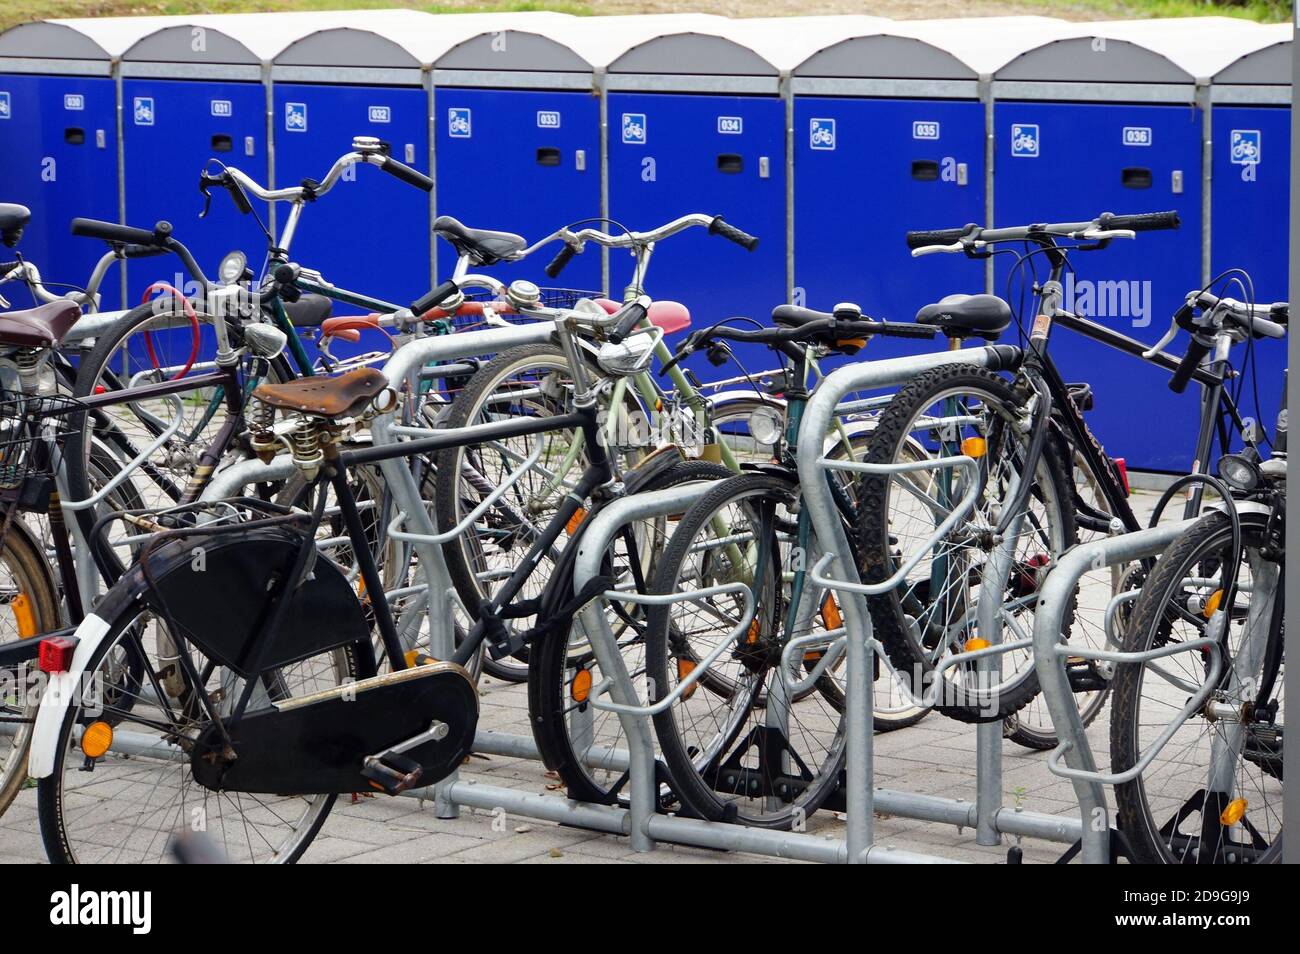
536;147;561;167
1121;167;1152;189
910;160;940;181
64;127;85;145
716;154;744;174
211;134;234;153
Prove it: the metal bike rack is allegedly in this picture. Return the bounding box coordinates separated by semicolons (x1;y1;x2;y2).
1029;517;1218;864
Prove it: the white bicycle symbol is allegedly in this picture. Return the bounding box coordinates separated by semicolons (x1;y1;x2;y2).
811;126;834;146
449;114;470;135
1013;132;1037;152
1232;138;1258;161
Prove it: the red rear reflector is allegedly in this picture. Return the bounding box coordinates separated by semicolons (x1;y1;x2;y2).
38;636;78;674
1114;457;1130;496
93;385;107;395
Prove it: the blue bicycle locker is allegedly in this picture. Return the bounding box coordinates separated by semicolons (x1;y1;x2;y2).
993;30;1206;473
271;15;435;310
602;23;788;369
790;27;991;365
430;20;602;293
0;22;122;309
119;22;273;306
1209;30;1292;441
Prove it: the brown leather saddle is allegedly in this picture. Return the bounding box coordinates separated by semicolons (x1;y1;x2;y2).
0;300;81;349
253;367;388;419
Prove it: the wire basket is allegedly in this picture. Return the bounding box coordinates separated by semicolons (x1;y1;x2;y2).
0;389;81;505
443;287;607;333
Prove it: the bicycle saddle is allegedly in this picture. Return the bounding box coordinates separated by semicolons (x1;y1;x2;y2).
0;300;80;348
0;204;31;247
433;216;526;266
281;293;333;327
915;294;1011;340
253;367;388;418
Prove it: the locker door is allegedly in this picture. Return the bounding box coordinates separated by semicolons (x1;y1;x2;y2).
435;88;601;291
994;100;1204;471
0;73;119;308
272;84;431;309
794;96;985;365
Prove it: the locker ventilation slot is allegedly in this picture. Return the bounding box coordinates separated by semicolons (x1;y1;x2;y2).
535;148;561;167
211;135;234;153
1121;167;1152;189
716;154;743;174
910;160;940;181
64;128;85;145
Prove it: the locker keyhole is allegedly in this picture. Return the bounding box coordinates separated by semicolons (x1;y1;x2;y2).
910;160;940;181
535;147;561;167
1121;167;1152;189
64;127;85;145
716;154;743;174
211;134;234;153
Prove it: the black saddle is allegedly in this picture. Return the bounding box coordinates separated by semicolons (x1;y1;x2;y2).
0;204;31;248
915;294;1011;341
282;293;333;327
433;216;526;266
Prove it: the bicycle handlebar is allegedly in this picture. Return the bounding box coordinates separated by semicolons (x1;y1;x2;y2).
72;218;167;247
906;211;1180;254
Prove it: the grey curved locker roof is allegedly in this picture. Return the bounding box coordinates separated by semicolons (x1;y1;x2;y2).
123;24;258;64
608;33;777;76
996;37;1194;84
0;21;110;60
435;29;591;71
1215;39;1291;85
794;34;975;80
275;27;422;69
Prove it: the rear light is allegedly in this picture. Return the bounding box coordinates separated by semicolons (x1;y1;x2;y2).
38;635;78;674
1114;457;1130;496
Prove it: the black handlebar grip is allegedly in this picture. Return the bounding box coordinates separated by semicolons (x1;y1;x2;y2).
71;218;161;247
226;181;253;215
873;320;937;340
412;280;459;315
608;301;649;344
905;226;973;250
708;216;759;252
0;261;20;279
1169;337;1210;394
1100;210;1180;232
1269;302;1289;324
545;244;578;279
380;157;434;193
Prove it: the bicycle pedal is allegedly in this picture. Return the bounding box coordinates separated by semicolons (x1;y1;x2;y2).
361;751;424;795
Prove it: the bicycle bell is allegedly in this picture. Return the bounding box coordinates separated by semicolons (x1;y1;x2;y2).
506;279;541;311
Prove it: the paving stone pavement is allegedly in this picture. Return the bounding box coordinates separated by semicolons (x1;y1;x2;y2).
0;490;1171;864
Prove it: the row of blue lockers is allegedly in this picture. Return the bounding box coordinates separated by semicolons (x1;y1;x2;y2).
0;12;1292;471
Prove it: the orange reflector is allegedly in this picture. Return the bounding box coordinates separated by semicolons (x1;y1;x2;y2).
961;437;987;459
746;619;761;644
1220;797;1248;826
404;650;436;668
964;638;991;652
1203;589;1224;619
677;659;698;700
80;721;113;759
566;508;587;535
571;668;592;703
820;595;842;630
12;591;37;639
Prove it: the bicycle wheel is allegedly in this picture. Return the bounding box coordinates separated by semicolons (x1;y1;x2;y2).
1111;510;1283;863
65;299;288;514
0;519;61;817
645;472;847;828
433;344;644;682
528;459;732;806
857;365;1076;723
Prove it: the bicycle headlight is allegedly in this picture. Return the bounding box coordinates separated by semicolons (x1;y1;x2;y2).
597;329;660;376
1218;452;1260;491
747;407;784;446
218;249;248;286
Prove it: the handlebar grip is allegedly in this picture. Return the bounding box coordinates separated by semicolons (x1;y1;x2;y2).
1169;337;1210;394
872;320;937;340
1100;210;1180;232
608;301;649;344
0;261;20;279
380;157;434;193
412;280;459;316
226;181;253;215
905;226;973;250
545;244;578;279
71;218;162;247
771;304;831;325
1269;302;1289;324
708;216;759;252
